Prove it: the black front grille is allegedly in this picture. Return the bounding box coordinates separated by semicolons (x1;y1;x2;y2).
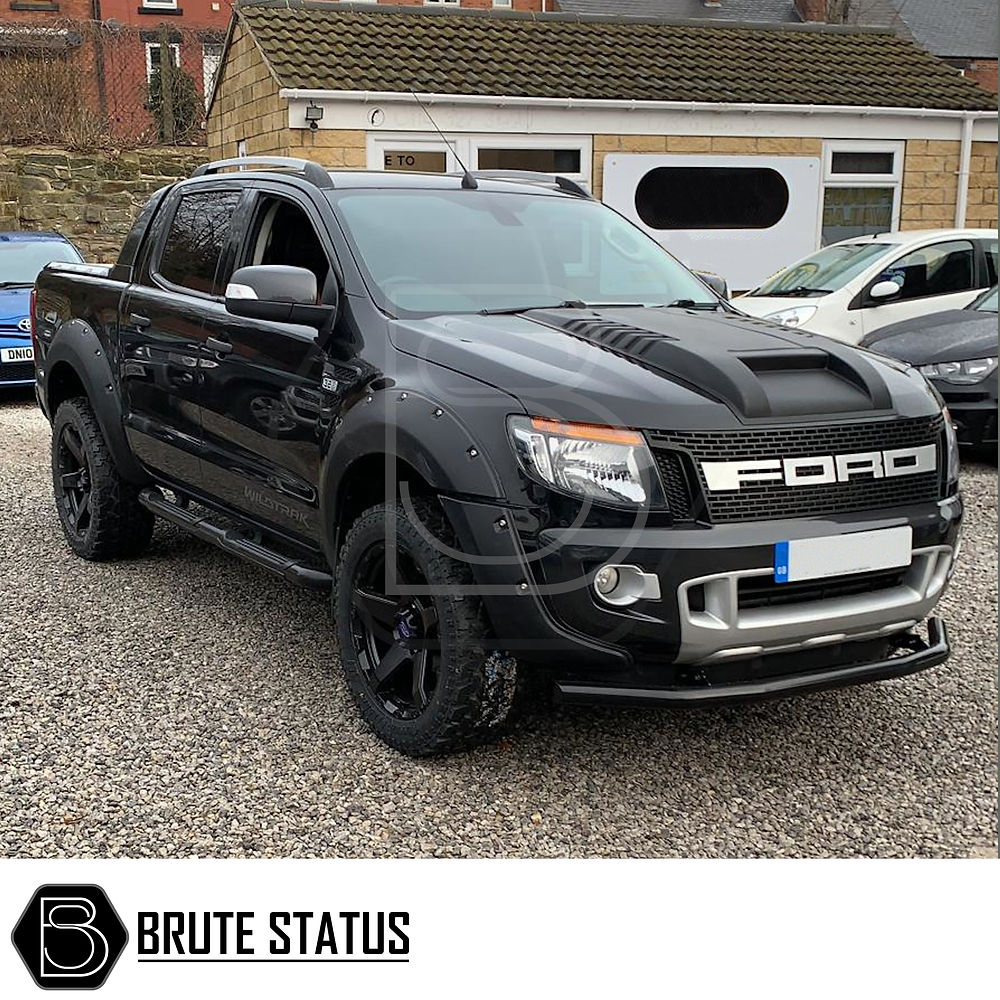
737;568;908;611
650;415;944;523
654;450;693;519
0;361;35;383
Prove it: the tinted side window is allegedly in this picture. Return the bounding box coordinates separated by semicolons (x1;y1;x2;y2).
983;238;998;286
635;167;789;230
158;190;241;295
876;241;976;302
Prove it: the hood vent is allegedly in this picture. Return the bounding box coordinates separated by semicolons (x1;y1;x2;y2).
534;310;893;420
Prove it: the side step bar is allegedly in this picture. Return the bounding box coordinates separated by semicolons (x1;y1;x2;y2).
138;487;333;592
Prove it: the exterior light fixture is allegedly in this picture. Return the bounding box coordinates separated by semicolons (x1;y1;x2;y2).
305;102;324;131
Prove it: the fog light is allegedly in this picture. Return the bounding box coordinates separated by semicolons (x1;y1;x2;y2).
594;566;620;595
592;564;661;607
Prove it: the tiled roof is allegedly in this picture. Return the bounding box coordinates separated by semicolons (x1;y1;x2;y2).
555;0;903;31
888;0;999;59
236;1;996;111
555;1;802;23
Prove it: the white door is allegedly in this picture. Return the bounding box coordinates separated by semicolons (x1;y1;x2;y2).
858;239;982;335
601;154;821;291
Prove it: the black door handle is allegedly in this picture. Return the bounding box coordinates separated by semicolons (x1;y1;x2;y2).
206;336;233;356
129;313;151;329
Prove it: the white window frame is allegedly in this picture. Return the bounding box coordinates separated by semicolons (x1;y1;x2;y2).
142;0;179;8
820;139;905;239
468;134;592;184
144;41;180;83
367;133;593;188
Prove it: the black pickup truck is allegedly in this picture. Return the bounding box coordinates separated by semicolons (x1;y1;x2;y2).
33;157;962;755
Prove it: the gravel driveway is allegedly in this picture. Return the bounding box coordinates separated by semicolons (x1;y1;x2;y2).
1;392;996;858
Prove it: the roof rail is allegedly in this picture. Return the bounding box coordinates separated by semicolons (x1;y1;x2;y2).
191;156;334;189
470;170;593;199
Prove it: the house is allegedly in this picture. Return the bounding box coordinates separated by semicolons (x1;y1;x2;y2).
884;0;999;95
207;2;997;287
1;0;235;144
97;0;233;110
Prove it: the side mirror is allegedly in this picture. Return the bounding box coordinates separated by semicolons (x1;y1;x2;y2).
225;265;337;330
694;270;729;300
869;279;902;301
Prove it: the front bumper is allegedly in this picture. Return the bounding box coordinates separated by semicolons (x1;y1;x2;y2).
556;617;949;706
934;373;998;447
440;494;961;701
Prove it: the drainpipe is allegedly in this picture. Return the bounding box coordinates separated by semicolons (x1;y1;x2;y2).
954;112;975;228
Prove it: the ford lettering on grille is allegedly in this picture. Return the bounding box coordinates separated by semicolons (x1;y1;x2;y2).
701;444;937;492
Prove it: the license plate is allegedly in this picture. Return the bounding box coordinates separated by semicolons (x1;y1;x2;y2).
1;346;33;363
774;526;912;584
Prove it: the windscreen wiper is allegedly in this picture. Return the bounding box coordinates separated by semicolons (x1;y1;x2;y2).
659;299;722;310
763;286;832;298
0;281;33;289
478;300;644;315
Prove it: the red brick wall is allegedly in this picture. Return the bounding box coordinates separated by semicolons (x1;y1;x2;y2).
4;0;94;20
98;0;233;30
965;59;998;95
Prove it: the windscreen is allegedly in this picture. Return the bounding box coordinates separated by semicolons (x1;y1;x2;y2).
973;286;998;313
751;241;894;297
0;240;83;286
332;189;717;317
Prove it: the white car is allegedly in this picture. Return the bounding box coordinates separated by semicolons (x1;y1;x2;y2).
737;229;998;344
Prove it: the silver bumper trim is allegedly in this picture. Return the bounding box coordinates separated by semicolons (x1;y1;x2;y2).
676;545;954;664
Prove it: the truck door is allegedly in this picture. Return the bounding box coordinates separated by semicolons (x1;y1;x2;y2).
195;184;330;545
120;183;246;486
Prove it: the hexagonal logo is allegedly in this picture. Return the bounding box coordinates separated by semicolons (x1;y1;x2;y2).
11;885;128;990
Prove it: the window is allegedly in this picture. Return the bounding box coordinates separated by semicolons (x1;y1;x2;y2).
383;150;448;173
752;241;894;297
634;166;789;230
874;241;976;302
158;190;241;296
477;148;582;174
983;238;998;285
142;0;179;7
246;197;331;300
144;41;180;83
367;134;593;187
202;42;223;109
821;141;903;245
332;189;715;318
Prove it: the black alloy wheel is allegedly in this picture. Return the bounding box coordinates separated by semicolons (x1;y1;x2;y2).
334;499;520;756
55;422;93;537
349;542;441;720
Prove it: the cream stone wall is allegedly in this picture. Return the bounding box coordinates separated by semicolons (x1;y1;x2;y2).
206;23;287;159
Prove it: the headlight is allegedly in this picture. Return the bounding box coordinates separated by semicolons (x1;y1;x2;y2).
919;357;998;384
508;416;665;508
762;304;818;328
943;407;960;488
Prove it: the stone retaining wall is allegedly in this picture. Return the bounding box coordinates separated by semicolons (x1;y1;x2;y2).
0;147;206;263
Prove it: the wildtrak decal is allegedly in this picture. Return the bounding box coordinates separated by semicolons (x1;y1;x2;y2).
243;486;312;527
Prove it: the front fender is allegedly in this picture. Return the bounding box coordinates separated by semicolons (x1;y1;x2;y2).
318;381;528;560
39;319;148;484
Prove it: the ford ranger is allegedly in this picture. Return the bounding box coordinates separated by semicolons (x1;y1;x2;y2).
33;157;962;755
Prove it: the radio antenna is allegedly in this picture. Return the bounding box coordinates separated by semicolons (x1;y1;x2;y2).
410;91;478;190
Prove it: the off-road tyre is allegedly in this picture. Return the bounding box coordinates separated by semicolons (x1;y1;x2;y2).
335;498;519;756
51;397;154;560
